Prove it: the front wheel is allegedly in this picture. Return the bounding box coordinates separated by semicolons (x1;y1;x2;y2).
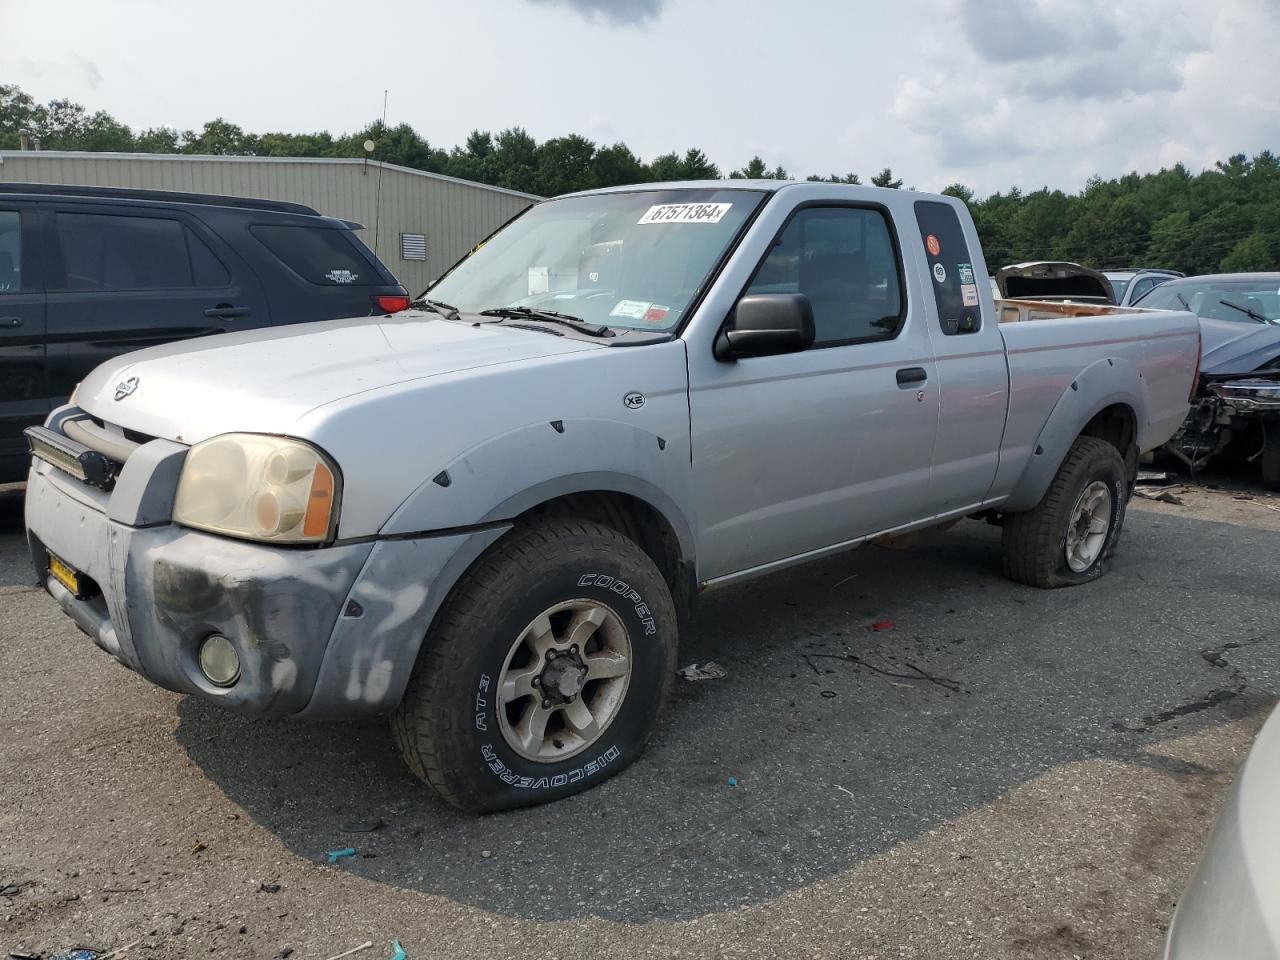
1001;436;1129;588
391;517;677;813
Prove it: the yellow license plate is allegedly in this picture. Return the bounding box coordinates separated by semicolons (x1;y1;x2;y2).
48;553;83;596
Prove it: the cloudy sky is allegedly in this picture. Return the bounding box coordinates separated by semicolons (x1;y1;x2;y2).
6;0;1279;195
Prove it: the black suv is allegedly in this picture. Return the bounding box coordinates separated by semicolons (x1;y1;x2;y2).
0;183;409;481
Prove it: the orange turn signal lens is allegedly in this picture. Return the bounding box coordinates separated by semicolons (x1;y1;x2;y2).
303;462;335;539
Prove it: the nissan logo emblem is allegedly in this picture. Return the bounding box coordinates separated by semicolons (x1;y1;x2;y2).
114;376;139;401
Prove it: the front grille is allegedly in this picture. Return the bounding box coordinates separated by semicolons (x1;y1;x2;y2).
63;416;143;463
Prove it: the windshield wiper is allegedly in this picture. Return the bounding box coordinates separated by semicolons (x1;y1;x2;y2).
1219;299;1271;324
412;297;461;321
479;306;615;338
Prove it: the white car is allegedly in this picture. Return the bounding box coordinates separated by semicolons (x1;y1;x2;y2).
1104;267;1183;307
1164;705;1280;958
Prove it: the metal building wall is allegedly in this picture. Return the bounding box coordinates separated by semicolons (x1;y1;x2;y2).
0;151;538;293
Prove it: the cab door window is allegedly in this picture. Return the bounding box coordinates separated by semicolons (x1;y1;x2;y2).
743;206;905;347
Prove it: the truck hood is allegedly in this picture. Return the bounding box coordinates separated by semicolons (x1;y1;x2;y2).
1199;317;1280;375
75;311;604;443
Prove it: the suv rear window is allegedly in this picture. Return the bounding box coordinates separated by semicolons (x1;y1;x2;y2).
250;225;378;286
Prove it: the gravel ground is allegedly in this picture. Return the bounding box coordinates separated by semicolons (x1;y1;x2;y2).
1;474;1277;960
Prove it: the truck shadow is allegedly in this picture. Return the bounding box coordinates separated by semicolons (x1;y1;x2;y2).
172;513;1280;922
0;486;24;534
0;487;32;588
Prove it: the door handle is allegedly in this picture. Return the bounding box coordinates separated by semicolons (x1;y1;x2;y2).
896;366;927;387
0;316;21;328
204;305;252;319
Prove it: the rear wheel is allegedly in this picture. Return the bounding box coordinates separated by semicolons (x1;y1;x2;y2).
391;517;677;813
1002;436;1128;588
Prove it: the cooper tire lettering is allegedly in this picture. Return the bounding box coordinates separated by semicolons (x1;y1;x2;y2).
478;740;625;789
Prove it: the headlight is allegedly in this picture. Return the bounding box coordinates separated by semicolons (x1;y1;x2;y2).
173;434;340;544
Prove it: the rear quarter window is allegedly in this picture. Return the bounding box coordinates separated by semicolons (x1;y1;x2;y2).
250;224;380;286
914;200;983;335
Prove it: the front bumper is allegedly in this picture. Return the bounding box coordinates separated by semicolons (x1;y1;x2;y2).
25;458;505;717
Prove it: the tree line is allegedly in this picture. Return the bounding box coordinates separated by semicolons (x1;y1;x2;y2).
3;83;1277;274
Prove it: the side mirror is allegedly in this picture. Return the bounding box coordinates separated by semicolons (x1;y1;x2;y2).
714;293;816;361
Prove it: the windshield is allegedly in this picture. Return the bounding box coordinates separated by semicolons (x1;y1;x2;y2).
426;188;765;331
1137;277;1280;324
1104;275;1131;300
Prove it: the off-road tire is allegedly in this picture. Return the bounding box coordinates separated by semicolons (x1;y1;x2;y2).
1001;436;1128;588
390;517;677;813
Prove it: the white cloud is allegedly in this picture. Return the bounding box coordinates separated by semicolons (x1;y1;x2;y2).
960;0;1123;63
523;0;663;26
890;0;1280;194
13;53;103;91
4;0;1277;198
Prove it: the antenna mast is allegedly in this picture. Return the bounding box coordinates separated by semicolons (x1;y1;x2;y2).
372;89;388;260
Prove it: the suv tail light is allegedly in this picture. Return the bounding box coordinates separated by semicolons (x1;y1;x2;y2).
374;294;411;314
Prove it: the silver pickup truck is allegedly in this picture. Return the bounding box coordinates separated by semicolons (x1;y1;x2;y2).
23;181;1200;812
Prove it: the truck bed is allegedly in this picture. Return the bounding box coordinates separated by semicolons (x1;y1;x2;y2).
989;301;1200;503
995;299;1153;323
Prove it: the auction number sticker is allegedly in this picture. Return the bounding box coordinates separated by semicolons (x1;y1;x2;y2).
610;300;671;323
610;299;651;319
638;202;732;225
932;262;947;284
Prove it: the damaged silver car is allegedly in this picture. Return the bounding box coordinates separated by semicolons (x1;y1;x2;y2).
1143;274;1280;488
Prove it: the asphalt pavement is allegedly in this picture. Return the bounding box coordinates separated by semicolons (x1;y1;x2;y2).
1;480;1276;959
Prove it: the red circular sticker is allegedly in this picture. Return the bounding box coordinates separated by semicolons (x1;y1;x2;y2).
925;234;941;257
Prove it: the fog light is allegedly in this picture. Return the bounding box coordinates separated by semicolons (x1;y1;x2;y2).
198;634;240;687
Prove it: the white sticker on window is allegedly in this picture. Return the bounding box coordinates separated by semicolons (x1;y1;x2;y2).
932;262;947;284
326;269;359;284
961;283;979;306
528;266;550;295
609;299;652;319
637;203;732;225
609;300;673;323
